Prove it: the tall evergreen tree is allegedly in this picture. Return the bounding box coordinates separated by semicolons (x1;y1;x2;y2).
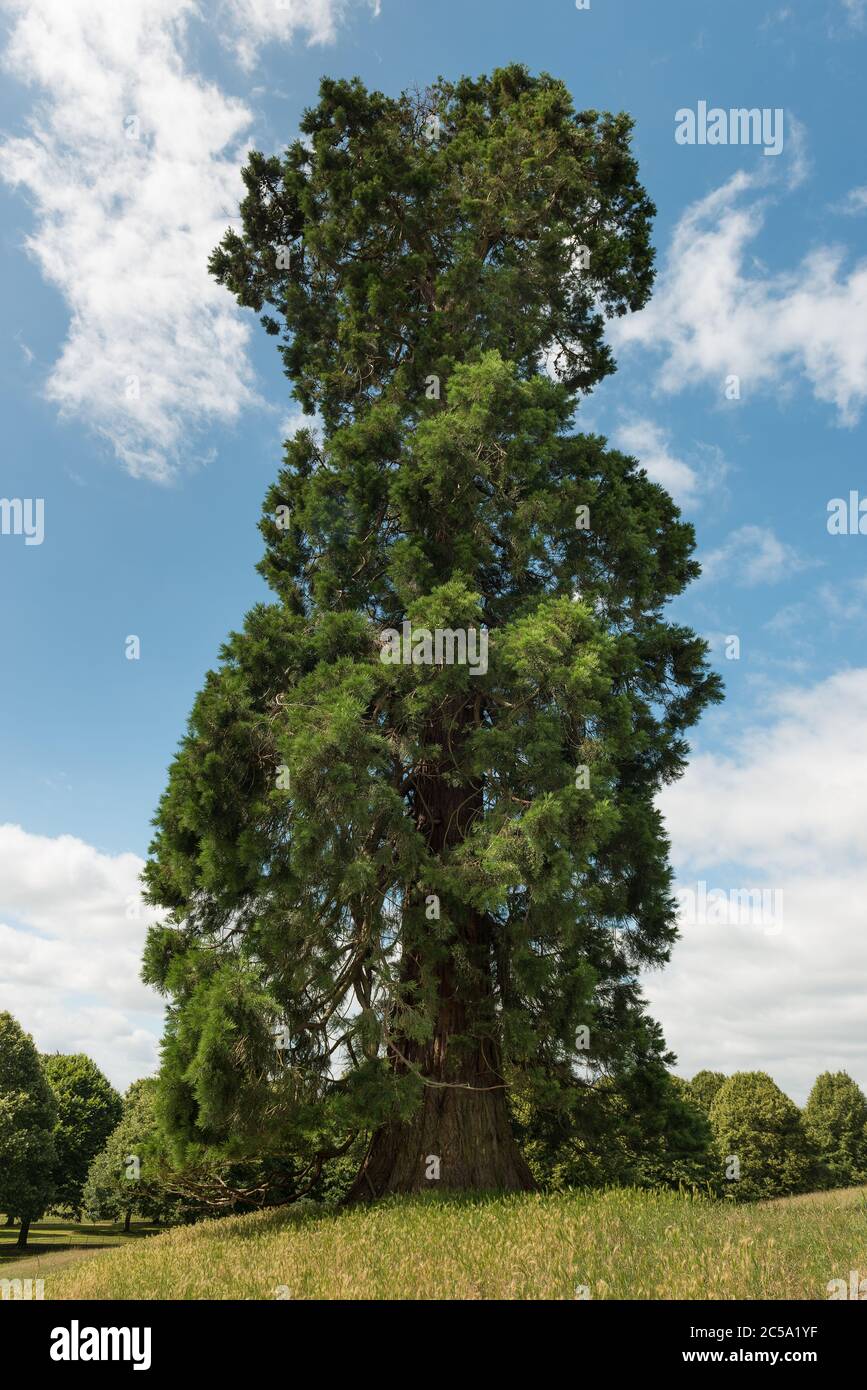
143;67;722;1198
0;1014;56;1248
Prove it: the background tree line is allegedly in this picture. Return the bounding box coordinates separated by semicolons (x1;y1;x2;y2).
0;1012;194;1248
517;1062;867;1201
2;1008;866;1247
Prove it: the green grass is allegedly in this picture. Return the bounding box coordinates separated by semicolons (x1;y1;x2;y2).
0;1218;161;1284
16;1186;867;1301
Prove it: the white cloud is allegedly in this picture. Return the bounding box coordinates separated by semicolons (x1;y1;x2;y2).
701;523;808;586
820;575;867;623
0;0;357;482
612;416;725;508
220;0;346;70
645;669;867;1101
0;824;163;1090
613;418;698;505
0;0;262;480
839;185;867;214
610;168;867;426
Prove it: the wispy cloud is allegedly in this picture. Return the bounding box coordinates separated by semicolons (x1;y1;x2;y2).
0;0;357;482
612;416;726;509
701;524;809;586
837;185;867;214
842;0;867;28
610;161;867;425
220;0;348;70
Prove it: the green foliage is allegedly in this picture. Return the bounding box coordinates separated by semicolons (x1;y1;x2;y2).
209;67;656;432
514;1019;718;1193
83;1079;196;1226
143;67;722;1192
41;1053;123;1216
803;1071;867;1188
0;1013;57;1227
686;1069;727;1116
709;1072;815;1201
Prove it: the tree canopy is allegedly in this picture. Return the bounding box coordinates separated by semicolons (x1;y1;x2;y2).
803;1071;867;1188
687;1070;727;1116
83;1078;195;1229
0;1013;57;1247
42;1052;123;1217
709;1072;814;1201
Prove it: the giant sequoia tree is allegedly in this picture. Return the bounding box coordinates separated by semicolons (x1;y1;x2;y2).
143;67;722;1199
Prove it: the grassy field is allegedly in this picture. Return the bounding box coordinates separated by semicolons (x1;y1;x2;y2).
0;1219;161;1284
5;1186;864;1301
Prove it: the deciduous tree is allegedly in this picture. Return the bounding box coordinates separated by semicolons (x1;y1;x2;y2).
709;1072;814;1201
687;1069;726;1116
42;1052;122;1219
0;1013;56;1248
803;1071;867;1188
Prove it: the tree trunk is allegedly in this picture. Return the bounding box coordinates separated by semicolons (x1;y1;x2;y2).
347;715;536;1201
124;1208;132;1233
4;1215;14;1227
346;1051;535;1201
16;1218;30;1250
346;938;535;1199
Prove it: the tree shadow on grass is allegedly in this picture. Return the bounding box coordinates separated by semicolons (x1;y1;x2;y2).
0;1220;162;1263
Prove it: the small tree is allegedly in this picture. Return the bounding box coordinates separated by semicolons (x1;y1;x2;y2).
42;1053;122;1218
709;1071;814;1201
687;1070;726;1116
83;1079;190;1230
0;1013;57;1248
803;1071;867;1188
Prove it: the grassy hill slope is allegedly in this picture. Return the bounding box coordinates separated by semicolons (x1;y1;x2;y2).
21;1186;867;1301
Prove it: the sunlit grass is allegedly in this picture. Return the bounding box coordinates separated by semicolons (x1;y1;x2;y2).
35;1186;867;1301
0;1217;159;1265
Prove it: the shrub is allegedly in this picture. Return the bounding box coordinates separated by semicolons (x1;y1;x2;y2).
515;1065;719;1194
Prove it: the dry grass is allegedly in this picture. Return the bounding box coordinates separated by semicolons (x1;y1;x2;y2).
40;1186;867;1301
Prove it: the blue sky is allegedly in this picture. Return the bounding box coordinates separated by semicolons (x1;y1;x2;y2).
1;0;866;1099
